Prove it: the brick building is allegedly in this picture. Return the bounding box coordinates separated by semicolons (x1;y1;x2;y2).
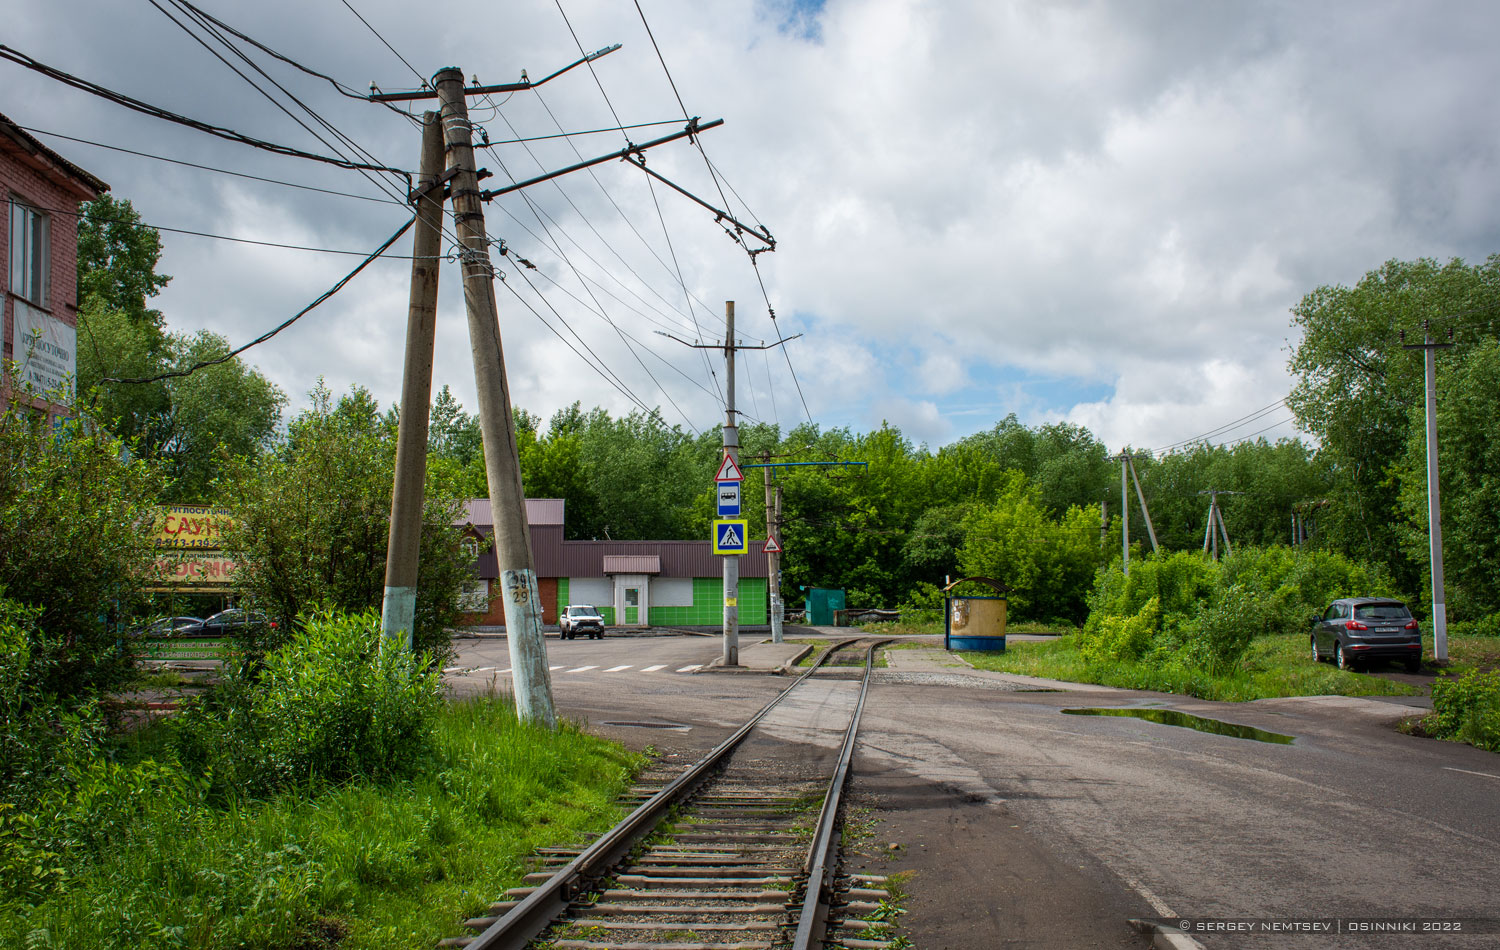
2;112;107;423
457;498;771;629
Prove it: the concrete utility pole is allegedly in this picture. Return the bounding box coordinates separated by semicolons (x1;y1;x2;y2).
722;301;740;666
762;468;784;643
435;67;556;726
1120;452;1130;576
772;484;784;643
380;112;446;651
1404;322;1454;662
1199;489;1242;560
1113;450;1158;575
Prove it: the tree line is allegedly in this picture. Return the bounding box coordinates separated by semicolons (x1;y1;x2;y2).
56;197;1500;634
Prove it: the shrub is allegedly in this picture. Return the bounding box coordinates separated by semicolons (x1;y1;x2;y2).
0;404;162;696
1078;597;1161;664
0;599;106;801
1177;583;1261;675
1429;669;1500;753
173;611;442;795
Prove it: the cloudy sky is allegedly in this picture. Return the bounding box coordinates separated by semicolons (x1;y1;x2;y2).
8;0;1500;451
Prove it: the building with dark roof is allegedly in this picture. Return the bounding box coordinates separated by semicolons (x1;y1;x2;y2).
457;498;770;629
2;113;108;424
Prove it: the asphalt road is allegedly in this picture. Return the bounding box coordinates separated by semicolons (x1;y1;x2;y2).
448;634;1500;949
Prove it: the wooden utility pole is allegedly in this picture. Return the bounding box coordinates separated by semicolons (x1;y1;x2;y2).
722;301;740;666
1404;322;1454;662
435;67;556;726
380;112;446;650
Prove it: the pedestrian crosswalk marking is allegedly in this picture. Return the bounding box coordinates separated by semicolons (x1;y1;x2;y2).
447;662;704;677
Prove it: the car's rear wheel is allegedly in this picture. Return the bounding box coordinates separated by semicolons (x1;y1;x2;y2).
1336;642;1357;672
1404;655;1421;673
1310;635;1321;663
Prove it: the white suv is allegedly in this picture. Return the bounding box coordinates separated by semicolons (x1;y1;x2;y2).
559;605;605;640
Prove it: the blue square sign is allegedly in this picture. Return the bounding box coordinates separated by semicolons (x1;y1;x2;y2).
713;519;748;555
717;482;741;517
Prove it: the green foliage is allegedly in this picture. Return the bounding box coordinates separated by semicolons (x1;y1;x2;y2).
219;382;468;661
957;476;1107;623
1082;546;1396;677
1395;339;1500;619
171;612;442;795
1;696;637;948
74;196;283;503
1429;669;1500;753
1287;254;1500;608
1078;596;1161;664
76;195;170;335
1176;584;1260;676
965;633;1423;702
0;404;162;696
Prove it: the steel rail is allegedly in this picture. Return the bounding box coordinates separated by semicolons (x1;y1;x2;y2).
462;637;866;950
791;638;891;950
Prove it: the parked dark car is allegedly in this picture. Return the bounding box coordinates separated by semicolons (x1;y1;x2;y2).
559;604;605;640
1310;598;1422;672
130;615;203;637
183;609;278;638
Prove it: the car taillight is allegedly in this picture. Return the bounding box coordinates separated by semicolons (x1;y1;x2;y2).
1404;620;1419;630
1345;620;1368;631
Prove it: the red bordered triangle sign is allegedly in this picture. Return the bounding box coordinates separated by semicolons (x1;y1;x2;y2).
764;535;782;553
714;452;744;482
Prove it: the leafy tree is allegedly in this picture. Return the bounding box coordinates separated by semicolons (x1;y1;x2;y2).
957;474;1107;623
0;403;163;695
1287;255;1500;599
218;383;469;661
75;195;283;502
76;195;169;337
77;310;284;502
1394;339;1500;618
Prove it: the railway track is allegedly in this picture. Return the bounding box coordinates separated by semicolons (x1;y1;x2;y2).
440;637;898;950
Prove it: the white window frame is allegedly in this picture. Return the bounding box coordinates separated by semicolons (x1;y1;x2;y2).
9;197;50;309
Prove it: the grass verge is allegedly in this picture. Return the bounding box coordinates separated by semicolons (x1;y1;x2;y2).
3;696;639;949
958;633;1426;702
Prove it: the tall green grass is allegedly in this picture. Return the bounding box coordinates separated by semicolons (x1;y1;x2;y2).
2;697;639;949
961;634;1423;702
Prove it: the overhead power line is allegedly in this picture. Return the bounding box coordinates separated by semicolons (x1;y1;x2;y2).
0;43;409;178
99;215;417;386
20;125;399;204
336;0;427;87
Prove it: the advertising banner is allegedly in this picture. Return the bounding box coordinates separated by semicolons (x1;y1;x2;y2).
153;505;235;549
12;301;76;401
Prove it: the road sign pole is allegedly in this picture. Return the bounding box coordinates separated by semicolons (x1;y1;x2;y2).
722;301;739;667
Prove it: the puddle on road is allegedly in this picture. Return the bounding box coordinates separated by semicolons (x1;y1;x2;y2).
600;720;692;732
1062;707;1295;744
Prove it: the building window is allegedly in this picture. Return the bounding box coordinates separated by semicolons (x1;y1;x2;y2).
9;198;50;308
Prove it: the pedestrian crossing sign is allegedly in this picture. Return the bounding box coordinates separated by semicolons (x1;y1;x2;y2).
713;518;749;555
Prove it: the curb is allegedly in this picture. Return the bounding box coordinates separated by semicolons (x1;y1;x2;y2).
1128;919;1208;950
778;644;814;673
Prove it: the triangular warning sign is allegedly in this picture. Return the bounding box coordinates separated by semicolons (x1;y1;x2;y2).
764;535;782;553
719;524;743;547
714;453;744;482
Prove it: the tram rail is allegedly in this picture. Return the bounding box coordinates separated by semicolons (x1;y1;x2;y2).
440;636;894;950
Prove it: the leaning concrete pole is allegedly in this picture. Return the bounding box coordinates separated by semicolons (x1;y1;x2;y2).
381;111;445;651
435;67;556;726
